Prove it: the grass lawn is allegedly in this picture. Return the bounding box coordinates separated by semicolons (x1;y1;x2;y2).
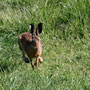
0;0;90;90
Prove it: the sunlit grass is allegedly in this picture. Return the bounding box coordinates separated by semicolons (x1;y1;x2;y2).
0;0;90;90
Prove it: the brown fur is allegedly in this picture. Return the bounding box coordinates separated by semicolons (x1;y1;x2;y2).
18;23;43;69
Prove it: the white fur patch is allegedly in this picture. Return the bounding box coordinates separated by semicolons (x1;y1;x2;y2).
19;36;22;39
30;25;31;30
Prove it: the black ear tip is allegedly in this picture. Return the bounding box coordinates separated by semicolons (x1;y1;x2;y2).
40;23;42;25
38;23;42;26
30;24;34;27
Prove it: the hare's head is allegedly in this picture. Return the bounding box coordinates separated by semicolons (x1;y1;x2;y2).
29;23;43;50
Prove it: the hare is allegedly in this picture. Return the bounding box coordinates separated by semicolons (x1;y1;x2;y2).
18;23;43;69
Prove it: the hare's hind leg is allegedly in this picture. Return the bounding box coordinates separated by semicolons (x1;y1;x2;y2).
18;40;29;63
22;51;29;63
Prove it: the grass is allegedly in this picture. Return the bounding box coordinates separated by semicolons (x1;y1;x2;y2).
0;0;90;90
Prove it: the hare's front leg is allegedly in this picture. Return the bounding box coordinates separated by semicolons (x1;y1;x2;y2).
38;56;43;63
30;59;34;69
35;57;43;67
36;57;39;67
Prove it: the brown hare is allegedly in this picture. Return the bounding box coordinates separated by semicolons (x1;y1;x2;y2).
18;23;43;69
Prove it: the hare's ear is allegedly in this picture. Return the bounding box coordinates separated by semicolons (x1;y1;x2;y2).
30;24;34;34
36;23;42;36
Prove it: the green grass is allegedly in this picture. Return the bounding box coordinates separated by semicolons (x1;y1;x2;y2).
0;0;90;90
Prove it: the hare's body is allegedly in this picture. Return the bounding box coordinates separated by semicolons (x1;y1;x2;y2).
18;23;43;69
18;32;42;58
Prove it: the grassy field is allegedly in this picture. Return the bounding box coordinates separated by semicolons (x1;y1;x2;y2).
0;0;90;90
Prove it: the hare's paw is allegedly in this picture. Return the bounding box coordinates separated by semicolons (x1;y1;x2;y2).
39;57;43;63
23;57;29;63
